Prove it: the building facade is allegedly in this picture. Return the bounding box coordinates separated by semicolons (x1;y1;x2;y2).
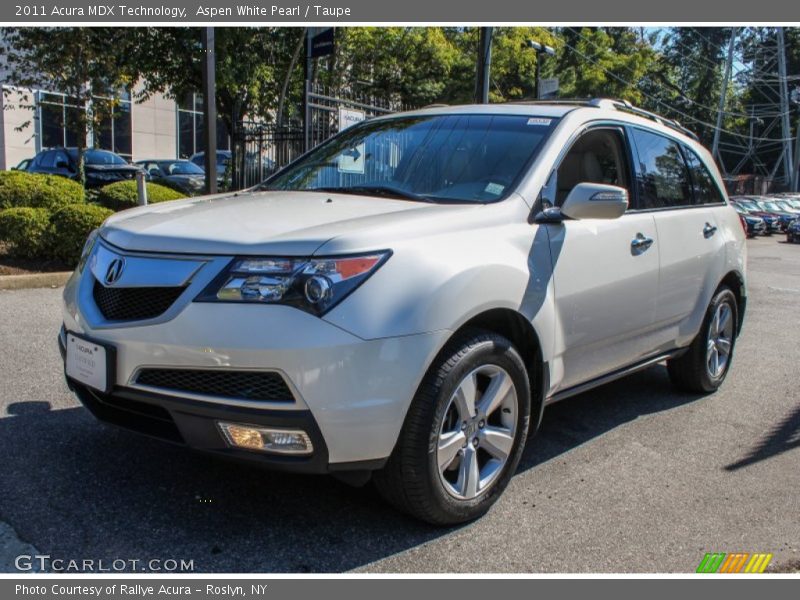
0;83;229;170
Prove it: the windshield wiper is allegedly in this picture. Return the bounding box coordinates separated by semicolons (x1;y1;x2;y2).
313;185;433;202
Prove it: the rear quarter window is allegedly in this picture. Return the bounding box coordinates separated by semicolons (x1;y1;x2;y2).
683;147;726;205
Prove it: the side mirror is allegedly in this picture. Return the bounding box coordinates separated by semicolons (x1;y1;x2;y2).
560;182;628;220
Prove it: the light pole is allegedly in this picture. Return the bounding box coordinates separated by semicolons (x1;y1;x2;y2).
525;40;555;100
792;87;800;192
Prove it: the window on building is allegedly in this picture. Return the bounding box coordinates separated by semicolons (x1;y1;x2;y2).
37;90;132;158
37;92;85;149
176;92;230;158
95;93;133;159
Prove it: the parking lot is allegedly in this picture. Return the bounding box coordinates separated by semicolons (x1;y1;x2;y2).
0;236;798;573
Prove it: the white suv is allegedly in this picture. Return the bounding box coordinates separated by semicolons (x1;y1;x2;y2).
61;99;746;524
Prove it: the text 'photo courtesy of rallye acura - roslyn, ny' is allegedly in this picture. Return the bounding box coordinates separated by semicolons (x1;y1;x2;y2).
60;99;747;525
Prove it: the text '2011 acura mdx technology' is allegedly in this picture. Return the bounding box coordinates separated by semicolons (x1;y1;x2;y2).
61;99;746;524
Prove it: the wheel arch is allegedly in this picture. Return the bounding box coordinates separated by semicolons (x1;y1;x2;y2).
718;270;746;335
450;308;547;433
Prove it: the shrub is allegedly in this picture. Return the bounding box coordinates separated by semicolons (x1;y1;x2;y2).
0;171;84;210
48;204;114;265
0;207;51;257
96;180;186;211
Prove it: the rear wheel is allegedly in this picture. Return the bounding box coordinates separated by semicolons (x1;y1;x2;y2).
667;287;738;393
373;329;530;525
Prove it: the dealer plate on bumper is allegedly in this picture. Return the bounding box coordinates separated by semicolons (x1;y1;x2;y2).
65;332;113;393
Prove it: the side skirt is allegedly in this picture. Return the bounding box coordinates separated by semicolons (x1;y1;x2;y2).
545;349;686;405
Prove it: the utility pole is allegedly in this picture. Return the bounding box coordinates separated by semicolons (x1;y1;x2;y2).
777;27;794;188
201;27;217;195
475;27;493;104
712;27;736;173
303;28;314;152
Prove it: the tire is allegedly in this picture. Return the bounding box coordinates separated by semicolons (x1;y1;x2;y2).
667;287;738;394
373;329;531;525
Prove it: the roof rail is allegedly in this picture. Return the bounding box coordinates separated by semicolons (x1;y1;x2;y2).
587;98;699;141
510;97;699;141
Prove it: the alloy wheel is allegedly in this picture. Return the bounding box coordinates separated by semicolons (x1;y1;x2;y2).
436;364;518;500
706;302;734;379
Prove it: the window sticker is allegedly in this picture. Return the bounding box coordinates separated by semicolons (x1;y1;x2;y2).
484;182;505;196
527;117;552;126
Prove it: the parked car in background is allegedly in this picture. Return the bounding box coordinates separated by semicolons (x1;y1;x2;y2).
732;196;794;232
189;150;231;185
731;203;769;237
61;100;746;524
12;158;32;171
27;148;142;189
769;198;800;215
135;159;206;195
742;213;767;238
786;218;800;243
730;197;780;234
189;150;277;188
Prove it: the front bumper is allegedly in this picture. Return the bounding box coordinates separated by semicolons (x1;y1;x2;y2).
63;373;347;473
62;256;449;468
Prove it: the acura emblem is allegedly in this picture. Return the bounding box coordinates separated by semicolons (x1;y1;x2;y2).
104;258;125;285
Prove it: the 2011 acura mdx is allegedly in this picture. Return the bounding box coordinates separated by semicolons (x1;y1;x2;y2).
60;99;746;524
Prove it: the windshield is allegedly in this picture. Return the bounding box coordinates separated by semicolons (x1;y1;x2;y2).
69;149;128;166
775;200;798;211
757;200;782;212
263;114;559;203
162;161;204;175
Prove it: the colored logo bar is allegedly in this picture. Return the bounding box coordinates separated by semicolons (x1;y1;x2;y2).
696;552;773;573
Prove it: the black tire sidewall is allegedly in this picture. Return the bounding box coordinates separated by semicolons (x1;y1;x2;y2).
699;288;739;391
422;335;531;521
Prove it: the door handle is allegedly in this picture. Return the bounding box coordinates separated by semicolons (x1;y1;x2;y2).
703;222;718;238
631;233;654;255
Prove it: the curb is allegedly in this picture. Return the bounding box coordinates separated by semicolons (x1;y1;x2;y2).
0;271;72;290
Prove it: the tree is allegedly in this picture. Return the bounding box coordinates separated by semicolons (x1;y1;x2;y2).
554;27;659;105
315;27;462;107
132;27;305;185
0;27;138;183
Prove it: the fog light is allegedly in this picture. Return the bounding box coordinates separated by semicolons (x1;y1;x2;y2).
217;421;313;455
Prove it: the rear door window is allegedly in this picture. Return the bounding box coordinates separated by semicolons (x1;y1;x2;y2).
631;128;693;210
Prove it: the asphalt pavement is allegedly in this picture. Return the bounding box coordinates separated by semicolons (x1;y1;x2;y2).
0;237;798;573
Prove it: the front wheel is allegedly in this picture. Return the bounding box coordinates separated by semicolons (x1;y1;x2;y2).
373;329;531;525
667;287;738;393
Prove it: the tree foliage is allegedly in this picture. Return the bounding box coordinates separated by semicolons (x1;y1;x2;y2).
0;27;138;182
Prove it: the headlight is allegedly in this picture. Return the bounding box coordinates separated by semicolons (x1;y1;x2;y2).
196;251;390;316
77;229;99;272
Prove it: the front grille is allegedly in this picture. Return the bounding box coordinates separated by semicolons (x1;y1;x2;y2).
135;368;294;402
93;281;185;321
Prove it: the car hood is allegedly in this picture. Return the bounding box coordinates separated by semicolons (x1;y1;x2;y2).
101;190;477;256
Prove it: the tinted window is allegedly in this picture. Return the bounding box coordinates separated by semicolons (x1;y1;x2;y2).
52;150;70;168
266;114;559;203
38;151;57;168
68;149;127;165
161;161;204;175
684;147;725;205
632;129;692;209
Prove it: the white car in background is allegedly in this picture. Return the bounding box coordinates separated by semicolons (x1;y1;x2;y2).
61;99;746;524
